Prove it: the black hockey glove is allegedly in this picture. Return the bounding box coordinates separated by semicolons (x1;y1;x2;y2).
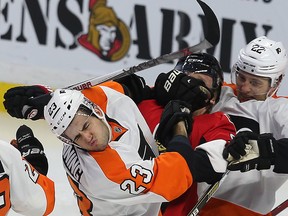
223;131;276;172
3;85;52;120
13;125;49;175
155;100;193;147
114;74;153;104
154;69;213;112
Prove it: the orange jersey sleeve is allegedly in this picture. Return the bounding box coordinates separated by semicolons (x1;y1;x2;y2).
0;140;55;215
81;81;125;112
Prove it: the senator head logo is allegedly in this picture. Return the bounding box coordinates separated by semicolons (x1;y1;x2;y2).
78;0;130;61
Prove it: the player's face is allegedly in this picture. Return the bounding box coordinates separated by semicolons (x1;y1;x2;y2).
64;113;110;151
236;70;271;102
189;73;213;90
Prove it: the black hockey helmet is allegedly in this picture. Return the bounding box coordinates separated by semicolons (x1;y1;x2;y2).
175;53;223;102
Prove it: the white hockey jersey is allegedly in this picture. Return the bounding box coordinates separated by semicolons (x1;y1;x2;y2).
61;84;195;216
198;85;288;215
0;140;54;216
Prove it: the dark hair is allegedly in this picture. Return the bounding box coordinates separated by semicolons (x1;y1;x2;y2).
77;104;93;115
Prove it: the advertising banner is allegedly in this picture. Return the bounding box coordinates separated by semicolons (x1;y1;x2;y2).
1;0;288;94
1;1;288;215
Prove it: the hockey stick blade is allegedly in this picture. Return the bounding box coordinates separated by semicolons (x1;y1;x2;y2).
187;170;230;216
66;0;220;90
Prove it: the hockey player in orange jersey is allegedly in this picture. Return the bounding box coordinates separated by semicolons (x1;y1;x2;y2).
0;125;54;215
3;79;232;215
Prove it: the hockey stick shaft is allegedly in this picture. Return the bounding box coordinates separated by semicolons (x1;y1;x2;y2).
271;198;288;216
67;41;211;90
26;0;219;115
187;140;266;216
66;0;220;90
188;141;262;216
188;180;288;216
187;170;230;216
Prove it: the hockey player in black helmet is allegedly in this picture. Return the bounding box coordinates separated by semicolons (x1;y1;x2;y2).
113;52;224;116
135;53;235;216
152;52;224;115
176;53;223;102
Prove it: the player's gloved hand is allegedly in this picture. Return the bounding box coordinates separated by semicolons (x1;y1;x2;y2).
114;74;153;103
223;131;276;172
3;85;52;120
155;100;192;147
11;125;48;175
154;69;213;111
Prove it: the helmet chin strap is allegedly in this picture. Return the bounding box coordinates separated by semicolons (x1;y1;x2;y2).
60;105;113;148
92;105;112;143
100;116;112;143
58;134;87;150
266;85;280;98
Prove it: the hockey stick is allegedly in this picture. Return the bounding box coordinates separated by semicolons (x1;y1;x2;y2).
188;180;288;216
25;0;219;117
187;169;230;216
187;140;261;216
271;198;288;216
26;0;219;106
66;0;220;90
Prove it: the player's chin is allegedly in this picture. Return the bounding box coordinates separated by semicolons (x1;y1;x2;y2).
238;94;255;102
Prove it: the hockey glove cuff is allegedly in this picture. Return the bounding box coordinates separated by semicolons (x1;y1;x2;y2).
155;100;193;147
4;85;52;120
14;125;49;175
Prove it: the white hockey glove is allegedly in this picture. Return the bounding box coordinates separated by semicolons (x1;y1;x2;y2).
223;131;276;172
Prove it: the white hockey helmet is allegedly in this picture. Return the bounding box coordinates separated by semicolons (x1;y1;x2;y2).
234;36;288;87
44;89;111;146
44;89;85;138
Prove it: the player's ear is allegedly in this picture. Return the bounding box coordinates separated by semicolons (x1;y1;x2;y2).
93;105;104;118
209;98;216;105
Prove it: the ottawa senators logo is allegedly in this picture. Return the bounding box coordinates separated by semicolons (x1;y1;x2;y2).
78;0;130;61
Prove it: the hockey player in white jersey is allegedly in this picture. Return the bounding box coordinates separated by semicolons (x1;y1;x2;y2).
43;86;218;215
198;36;288;215
146;36;288;215
4;81;231;215
0;125;55;215
4;36;288;215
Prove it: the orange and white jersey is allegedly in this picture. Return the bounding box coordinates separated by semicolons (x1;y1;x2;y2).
199;85;288;215
62;84;195;216
0;140;55;216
